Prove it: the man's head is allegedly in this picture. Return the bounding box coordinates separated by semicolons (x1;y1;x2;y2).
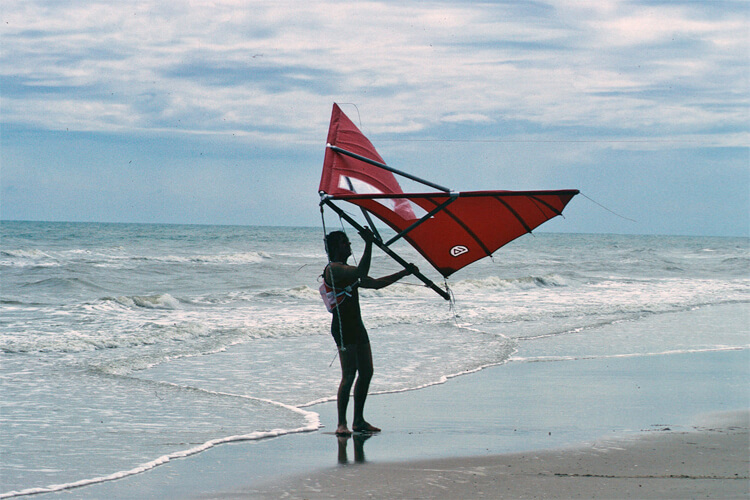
325;231;351;261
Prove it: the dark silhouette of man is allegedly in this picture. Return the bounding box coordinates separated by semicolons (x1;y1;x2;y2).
323;229;415;435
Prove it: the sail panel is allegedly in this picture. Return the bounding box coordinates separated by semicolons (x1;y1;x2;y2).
320;103;406;199
340;191;577;277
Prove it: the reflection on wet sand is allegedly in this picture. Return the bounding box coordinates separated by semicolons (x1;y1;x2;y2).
337;434;373;464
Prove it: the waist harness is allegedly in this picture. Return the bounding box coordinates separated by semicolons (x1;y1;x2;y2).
319;280;357;313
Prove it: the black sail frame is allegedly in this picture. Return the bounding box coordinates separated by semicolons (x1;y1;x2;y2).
320;195;452;300
320;145;579;301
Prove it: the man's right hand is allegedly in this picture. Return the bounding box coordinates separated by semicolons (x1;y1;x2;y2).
359;227;375;243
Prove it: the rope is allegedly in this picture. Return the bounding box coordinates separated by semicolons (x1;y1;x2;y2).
581;192;638;223
320;205;347;353
445;278;461;325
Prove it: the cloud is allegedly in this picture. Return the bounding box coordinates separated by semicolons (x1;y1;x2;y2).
1;0;747;234
2;0;746;141
440;113;494;124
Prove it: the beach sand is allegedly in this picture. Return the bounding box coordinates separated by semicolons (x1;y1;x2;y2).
53;349;749;499
204;349;748;500
233;410;749;499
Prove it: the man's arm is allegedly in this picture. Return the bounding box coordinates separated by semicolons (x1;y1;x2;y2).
356;229;373;278
359;264;417;290
326;229;374;286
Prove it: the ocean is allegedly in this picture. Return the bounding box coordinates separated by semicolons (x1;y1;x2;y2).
1;220;748;497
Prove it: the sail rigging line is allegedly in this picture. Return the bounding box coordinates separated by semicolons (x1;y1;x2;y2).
320;205;347;352
581;192;637;223
379;138;697;144
336;102;362;129
445;279;461;325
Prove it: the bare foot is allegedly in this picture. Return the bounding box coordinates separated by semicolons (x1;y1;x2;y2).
352;422;380;433
335;424;352;436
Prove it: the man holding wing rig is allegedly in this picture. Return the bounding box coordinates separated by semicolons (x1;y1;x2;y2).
322;228;416;436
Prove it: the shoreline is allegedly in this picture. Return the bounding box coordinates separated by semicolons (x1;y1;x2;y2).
225;410;750;499
27;348;750;499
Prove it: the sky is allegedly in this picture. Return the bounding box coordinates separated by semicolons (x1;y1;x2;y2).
1;0;748;237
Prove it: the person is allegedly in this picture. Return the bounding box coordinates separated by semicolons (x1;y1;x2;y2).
323;229;416;436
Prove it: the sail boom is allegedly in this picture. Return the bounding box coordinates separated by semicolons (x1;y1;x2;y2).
326;190;580;200
327;144;451;193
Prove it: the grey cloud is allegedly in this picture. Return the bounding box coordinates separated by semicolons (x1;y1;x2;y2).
160;60;340;94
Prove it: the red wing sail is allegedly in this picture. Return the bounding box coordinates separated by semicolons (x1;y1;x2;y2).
320;104;579;278
334;191;577;277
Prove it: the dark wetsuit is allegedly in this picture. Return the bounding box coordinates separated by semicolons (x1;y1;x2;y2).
325;273;369;347
323;258;383;433
327;273;374;430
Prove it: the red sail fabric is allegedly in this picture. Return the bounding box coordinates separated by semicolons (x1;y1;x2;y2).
320;104;579;277
320;103;401;197
333;191;578;277
319;104;419;220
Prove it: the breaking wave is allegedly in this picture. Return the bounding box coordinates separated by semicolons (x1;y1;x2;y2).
105;294;182;310
452;274;569;292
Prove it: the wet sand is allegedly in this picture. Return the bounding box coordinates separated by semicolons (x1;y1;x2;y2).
234;410;749;499
60;350;749;499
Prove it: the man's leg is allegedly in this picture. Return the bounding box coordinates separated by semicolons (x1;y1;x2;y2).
352;343;379;432
336;346;357;435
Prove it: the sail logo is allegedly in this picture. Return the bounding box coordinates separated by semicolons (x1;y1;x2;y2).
450;245;469;257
